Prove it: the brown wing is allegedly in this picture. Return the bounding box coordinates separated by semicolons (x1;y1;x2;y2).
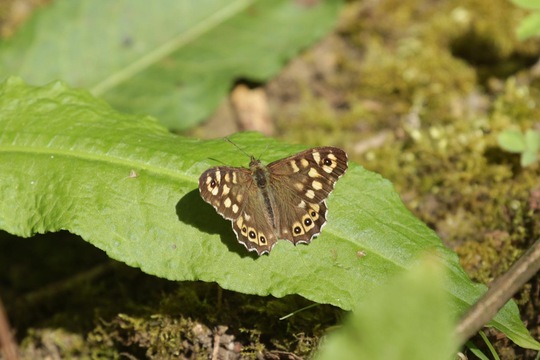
230;191;279;254
198;166;277;254
199;166;251;220
266;147;348;244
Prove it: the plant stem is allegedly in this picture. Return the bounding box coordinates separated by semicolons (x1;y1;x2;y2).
456;238;540;345
0;296;18;360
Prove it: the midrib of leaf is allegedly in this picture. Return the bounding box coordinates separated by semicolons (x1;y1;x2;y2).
91;0;256;96
0;143;198;184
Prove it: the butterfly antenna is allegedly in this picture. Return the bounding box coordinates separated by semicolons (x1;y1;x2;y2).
224;137;251;158
258;143;271;161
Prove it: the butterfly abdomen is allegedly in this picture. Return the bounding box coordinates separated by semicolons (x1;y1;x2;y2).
250;161;277;231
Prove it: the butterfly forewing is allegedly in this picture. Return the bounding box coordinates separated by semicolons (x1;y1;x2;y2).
198;146;348;255
268;147;347;202
267;147;347;244
199;167;252;220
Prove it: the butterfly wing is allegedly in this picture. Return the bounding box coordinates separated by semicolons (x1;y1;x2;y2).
267;147;348;245
199;146;347;254
198;166;278;254
199;166;251;220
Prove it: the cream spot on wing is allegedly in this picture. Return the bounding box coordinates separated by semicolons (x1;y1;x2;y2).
211;186;219;195
308;168;320;178
300;159;309;168
295;182;304;191
308;206;319;220
323;165;334;173
312;151;321;164
232;204;239;213
232;172;237;183
244;213;251;221
224;197;232;208
236;193;243;202
247;227;258;243
305;189;315;199
302;214;315;231
225;173;230;182
298;200;306;208
222;184;230;195
312;180;322;190
327;153;337;161
292;221;305;235
237;218;247;235
290;161;300;173
215;171;221;182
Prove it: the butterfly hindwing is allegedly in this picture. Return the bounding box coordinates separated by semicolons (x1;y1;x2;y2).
231;197;278;254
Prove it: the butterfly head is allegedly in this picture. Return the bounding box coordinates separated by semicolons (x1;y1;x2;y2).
249;155;261;168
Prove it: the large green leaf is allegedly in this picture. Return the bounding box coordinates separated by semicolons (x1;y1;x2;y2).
0;78;538;350
0;0;343;130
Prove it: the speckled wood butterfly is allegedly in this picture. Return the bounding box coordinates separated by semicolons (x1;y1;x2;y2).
198;147;348;255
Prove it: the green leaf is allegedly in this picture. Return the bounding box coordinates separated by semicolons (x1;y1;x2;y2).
0;0;343;130
524;129;540;153
497;129;526;153
467;341;492;360
520;151;538;167
516;11;540;40
315;258;456;360
521;129;540;166
1;79;539;350
479;331;502;360
510;0;540;10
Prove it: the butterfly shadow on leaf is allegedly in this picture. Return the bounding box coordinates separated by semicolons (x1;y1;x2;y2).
175;189;259;258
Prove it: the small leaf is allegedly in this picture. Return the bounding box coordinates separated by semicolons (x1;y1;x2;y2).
315;258;456;360
497;129;526;153
516;11;540;40
0;79;539;351
510;0;540;10
524;129;540;153
467;341;493;360
520;151;538;167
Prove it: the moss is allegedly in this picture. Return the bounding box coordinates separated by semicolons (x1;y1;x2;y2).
361;77;540;281
3;233;342;359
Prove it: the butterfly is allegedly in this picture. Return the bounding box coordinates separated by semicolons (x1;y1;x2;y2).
198;147;348;255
